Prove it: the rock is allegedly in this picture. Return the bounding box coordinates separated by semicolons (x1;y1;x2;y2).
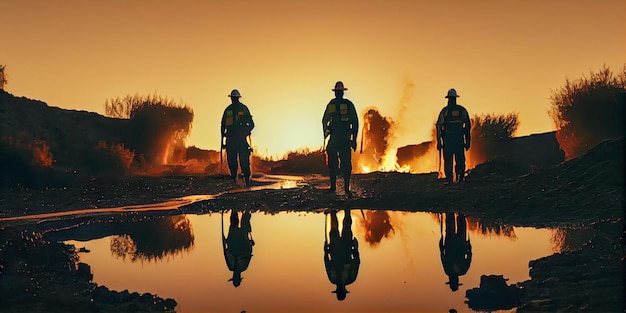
465;274;523;311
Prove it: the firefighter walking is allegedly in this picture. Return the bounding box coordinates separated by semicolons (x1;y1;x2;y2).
436;88;471;184
221;89;255;187
322;81;359;197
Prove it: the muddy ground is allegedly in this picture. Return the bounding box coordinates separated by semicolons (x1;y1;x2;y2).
0;137;624;312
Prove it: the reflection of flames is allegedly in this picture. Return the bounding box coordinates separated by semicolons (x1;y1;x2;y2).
360;210;396;246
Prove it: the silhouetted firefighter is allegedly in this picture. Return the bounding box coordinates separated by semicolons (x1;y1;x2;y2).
322;81;359;197
221;89;255;187
324;209;360;300
222;210;255;287
436;88;471;184
439;212;472;291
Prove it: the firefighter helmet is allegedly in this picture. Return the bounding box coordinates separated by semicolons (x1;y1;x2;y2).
228;89;241;98
445;88;459;98
332;81;348;91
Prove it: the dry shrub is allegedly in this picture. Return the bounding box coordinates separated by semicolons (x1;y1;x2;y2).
261;148;327;175
549;65;626;160
124;99;194;167
468;113;519;167
104;93;188;119
0;135;55;187
31;140;54;167
87;141;134;176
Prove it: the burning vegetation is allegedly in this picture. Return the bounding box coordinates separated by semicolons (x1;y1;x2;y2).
105;93;195;172
355;106;520;176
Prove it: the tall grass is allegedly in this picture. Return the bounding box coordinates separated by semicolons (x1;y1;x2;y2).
468;112;519;166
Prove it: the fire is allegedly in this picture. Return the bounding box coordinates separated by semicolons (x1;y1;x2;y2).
379;148;411;173
359;164;371;173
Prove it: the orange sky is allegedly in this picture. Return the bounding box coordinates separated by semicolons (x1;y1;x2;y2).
3;0;625;157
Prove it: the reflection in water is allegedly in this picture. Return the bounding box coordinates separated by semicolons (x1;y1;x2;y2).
439;212;472;292
431;213;518;239
466;216;517;239
550;228;594;253
110;215;194;263
360;210;395;246
324;209;360;301
222;210;255;287
64;211;557;312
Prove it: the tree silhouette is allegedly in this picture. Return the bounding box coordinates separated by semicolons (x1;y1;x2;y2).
0;64;7;90
549;65;626;159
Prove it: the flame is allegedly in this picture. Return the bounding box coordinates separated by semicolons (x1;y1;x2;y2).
359;164;371;173
379;148;411;172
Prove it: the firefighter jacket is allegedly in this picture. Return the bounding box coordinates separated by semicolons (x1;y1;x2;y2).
221;102;255;139
322;98;359;145
436;104;471;143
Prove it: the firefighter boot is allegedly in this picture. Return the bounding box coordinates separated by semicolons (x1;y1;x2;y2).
344;174;352;198
329;175;337;192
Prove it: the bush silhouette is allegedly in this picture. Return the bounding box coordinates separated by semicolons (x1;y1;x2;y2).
549;65;626;159
467;112;519;167
104;93;187;119
105;93;194;167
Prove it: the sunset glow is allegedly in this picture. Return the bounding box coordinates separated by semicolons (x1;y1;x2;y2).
2;1;624;157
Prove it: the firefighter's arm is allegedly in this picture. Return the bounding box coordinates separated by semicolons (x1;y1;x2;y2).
350;102;359;137
220;110;227;138
464;109;471;150
246;107;255;134
350;102;359;150
324;243;332;262
322;105;331;138
436;110;444;150
351;238;360;259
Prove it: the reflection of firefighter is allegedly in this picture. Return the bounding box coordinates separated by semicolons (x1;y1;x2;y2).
439;212;472;291
324;209;360;300
222;210;255;287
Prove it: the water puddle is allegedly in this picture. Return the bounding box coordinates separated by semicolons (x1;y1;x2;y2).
62;210;557;313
